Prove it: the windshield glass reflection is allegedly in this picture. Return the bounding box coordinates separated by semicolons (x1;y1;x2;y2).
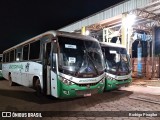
102;46;131;76
57;36;105;78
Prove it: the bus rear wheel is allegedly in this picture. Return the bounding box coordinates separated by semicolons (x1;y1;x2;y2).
33;78;41;96
8;73;15;86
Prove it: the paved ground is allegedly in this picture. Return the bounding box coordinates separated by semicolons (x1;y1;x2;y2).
0;79;160;120
120;85;160;95
131;78;160;87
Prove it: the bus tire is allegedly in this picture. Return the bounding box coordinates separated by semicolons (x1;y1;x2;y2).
8;73;15;86
33;78;41;96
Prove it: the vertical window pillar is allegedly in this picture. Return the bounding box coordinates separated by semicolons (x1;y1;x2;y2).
122;13;127;49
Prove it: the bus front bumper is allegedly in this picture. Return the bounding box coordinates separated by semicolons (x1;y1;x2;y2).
58;81;105;99
105;78;132;91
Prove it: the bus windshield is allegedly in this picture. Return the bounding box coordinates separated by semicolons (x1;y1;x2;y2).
102;46;131;76
57;36;105;78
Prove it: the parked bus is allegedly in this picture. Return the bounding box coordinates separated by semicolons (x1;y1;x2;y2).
100;42;132;91
0;54;2;78
2;31;105;98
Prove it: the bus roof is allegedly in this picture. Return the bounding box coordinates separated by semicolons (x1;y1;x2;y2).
3;30;98;53
100;42;125;49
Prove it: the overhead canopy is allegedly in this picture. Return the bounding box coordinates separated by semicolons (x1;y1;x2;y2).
59;0;159;32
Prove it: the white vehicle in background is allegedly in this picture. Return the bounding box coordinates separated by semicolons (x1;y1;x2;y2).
2;30;105;99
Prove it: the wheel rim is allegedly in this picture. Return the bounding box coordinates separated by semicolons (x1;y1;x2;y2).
8;74;12;86
35;79;41;95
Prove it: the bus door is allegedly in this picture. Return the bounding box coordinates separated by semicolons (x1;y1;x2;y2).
42;40;58;97
50;40;58;97
42;42;51;95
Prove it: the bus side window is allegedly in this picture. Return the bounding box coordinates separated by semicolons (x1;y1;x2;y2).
17;53;21;61
23;44;29;60
3;54;6;62
10;50;15;62
16;47;22;61
46;42;51;65
14;49;16;61
29;40;40;60
6;52;9;62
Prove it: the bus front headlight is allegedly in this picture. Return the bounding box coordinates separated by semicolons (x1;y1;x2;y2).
59;76;74;86
107;76;116;81
99;77;105;84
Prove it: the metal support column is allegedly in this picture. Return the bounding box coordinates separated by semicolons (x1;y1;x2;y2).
152;28;155;78
122;13;127;48
127;27;133;55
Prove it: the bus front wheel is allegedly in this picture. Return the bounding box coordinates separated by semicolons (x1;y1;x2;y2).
33;78;41;96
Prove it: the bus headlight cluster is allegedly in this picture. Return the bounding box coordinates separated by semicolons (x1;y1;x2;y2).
59;76;74;86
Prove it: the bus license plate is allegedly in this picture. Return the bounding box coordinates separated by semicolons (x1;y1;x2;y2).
84;93;91;97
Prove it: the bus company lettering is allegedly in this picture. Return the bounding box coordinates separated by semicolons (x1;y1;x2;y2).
117;75;128;80
9;64;23;70
79;79;97;83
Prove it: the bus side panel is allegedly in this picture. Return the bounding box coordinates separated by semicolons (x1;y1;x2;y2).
2;63;8;80
23;62;42;87
2;62;43;88
2;63;22;84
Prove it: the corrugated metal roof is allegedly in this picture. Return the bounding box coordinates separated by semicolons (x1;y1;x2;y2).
59;0;153;32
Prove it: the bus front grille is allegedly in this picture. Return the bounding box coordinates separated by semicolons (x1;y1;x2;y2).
76;82;98;87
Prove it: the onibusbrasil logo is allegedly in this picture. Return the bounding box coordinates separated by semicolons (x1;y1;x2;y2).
1;112;42;118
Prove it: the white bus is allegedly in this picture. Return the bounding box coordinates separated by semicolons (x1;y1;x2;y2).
100;42;132;91
2;31;105;98
0;54;2;78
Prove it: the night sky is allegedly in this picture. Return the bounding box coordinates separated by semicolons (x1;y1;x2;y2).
0;0;124;53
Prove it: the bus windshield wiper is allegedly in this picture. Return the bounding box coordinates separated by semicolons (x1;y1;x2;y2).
120;53;130;72
74;54;85;77
85;50;99;75
83;41;99;76
75;51;99;77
